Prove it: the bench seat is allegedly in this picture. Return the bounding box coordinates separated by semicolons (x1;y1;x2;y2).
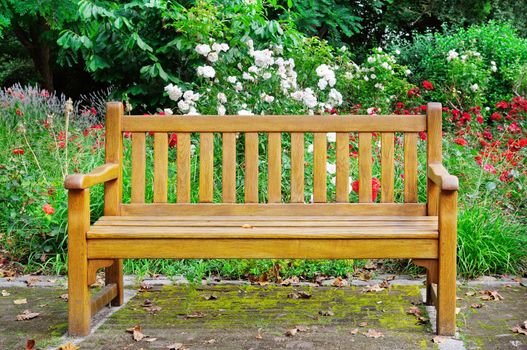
89;215;439;239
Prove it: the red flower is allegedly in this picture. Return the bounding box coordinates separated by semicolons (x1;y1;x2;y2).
407;87;420;98
16;109;23;116
396;102;404;109
483;131;493;140
58;141;66;149
169;133;178;148
499;171;514;183
42;203;55;215
351;178;381;201
453;138;468;146
483;164;496;174
419;132;427;141
12;148;24;155
90;107;97;115
496;101;509;109
422;80;434;90
490;112;502;121
476;115;483;124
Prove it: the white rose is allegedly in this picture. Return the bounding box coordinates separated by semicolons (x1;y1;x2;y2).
227;76;237;84
318;79;328;90
207;52;219;63
217;104;226;115
163;108;173;115
217;92;227;104
262;72;272;80
237;109;254;115
164;83;183;101
327;132;337;143
195;44;211;56
177;100;190;112
197;65;216;79
327;163;336;174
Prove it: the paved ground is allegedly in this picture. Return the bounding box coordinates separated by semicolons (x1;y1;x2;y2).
0;277;525;350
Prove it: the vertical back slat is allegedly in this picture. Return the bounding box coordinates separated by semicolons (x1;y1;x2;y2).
336;133;350;202
358;132;372;202
153;133;168;203
130;132;146;203
404;132;418;202
427;103;443;215
268;133;282;203
313;133;327;202
290;132;304;203
104;102;123;215
199;133;214;202
381;132;395;203
222;133;237;203
245;133;259;203
176;133;191;203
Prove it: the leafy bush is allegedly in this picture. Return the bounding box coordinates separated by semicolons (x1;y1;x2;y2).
393;21;527;110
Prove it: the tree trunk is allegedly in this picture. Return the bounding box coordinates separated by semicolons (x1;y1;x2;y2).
12;16;54;91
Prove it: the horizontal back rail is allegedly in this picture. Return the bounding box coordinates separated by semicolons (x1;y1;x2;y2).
122;115;426;132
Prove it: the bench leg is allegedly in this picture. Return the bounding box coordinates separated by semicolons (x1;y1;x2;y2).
68;189;91;336
437;190;457;336
105;259;124;306
412;259;438;306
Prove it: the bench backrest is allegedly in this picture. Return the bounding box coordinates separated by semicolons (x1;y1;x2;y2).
104;102;442;216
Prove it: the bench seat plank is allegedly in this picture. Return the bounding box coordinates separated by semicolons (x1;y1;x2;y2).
87;238;438;259
88;216;438;239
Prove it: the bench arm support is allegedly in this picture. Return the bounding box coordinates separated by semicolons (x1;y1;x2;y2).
64;163;119;190
428;163;459;191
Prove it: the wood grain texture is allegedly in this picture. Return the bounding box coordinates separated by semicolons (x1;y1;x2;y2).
123;115;427;132
64;163;119;190
404;132;418;203
104;259;123;306
358;133;372;203
336;133;350;202
120;203;427;216
290;133;305;203
313;133;327;203
104;102;123;216
244;133;259;203
199;133;214;202
130;133;146;203
222;133;237;203
176;133;191;203
267;133;282;203
68;189;91;336
381;132;394;203
427;103;442;215
437;189;458;335
90;284;117;317
88;238;438;259
428;163;459;190
87;259;113;285
153;133;168;203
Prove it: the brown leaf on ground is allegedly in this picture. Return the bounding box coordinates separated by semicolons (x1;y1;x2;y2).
510;321;527;336
432;336;446;344
1;289;10;296
379;279;391;289
142;299;153;307
416;316;429;325
318;310;334;316
285;328;298;337
296;325;308;332
138;283;152;292
204;339;215;344
362;284;385;293
145;306;162;314
350;328;359;335
126;325;146;341
25;277;40;287
255;328;263;340
480;290;504;301
288;291;311;299
364;262;377;270
332;277;347;287
167;343;187;350
280;276;299;286
356;271;372;281
363;329;383;338
471;303;484;309
25;339;36;350
406;306;422;316
59;294;68;301
359;322;368;327
185;311;205;319
16;310;40;321
203;294;218;300
14;298;28;304
58;342;79;350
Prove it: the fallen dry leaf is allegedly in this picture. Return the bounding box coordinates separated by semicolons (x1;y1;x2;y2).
359;321;368;327
203;294;218;300
16;310;40;321
126;325;146;341
362;284;385;293
14;298;28;305
25;339;36;350
138;283;152;292
280;276;299;286
318;310;334;316
350;328;359;335
204;339;215;344
332;277;347;287
363;329;383;338
59;294;68;301
145;306;162;314
432;336;446;344
287;291;311;299
185;311;205;319
1;289;10;297
364;262;377;270
255;328;263;340
167;343;187;350
406;306;422;316
471;303;484;309
480;290;504;301
58;342;79;350
510;321;527;336
285;328;298;337
296;325;308;332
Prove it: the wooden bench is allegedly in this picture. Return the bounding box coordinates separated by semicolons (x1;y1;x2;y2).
64;102;458;336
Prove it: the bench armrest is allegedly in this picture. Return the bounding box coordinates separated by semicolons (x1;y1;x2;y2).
428;163;459;191
64;163;120;190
